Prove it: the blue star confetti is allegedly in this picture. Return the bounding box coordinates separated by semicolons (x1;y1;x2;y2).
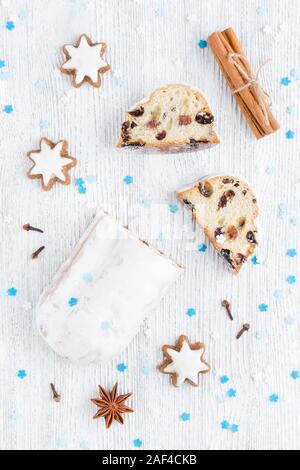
82;272;93;283
180;412;190;422
68;297;78;307
17;370;27;379
0;60;6;68
251;255;259;265
75;177;87;194
133;438;143;448
101;321;112;330
169;204;179;214
287;248;297;257
186;308;196;318
3;104;13;114
269;394;279;403
220;375;230;384
281;77;291;86
286;130;295;140
278;203;288;219
227;388;237;398
198;243;207;252
142;366;151;375
259;303;268;312
256;6;268;15
117;363;127;372
6;21;15;31
221;420;230;430
7;287;17;296
291;370;300;380
198;39;207;49
123;175;133;185
287;275;296;285
231;424;239;433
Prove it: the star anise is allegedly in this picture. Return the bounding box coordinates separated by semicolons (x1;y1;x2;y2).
91;382;133;429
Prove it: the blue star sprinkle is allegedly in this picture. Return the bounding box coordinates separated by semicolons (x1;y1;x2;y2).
180;412;190;422
7;287;17;296
281;77;291;86
290;68;300;79
154;8;165;17
198;39;207;49
40;120;50;130
0;60;6;68
87;175;96;184
101;321;112;330
169;204;179;214
186;308;196;317
255;331;265;340
287;105;295;115
133;438;143;448
143;199;151;209
220;375;230;384
285;315;296;326
35;79;46;91
221;420;230;430
286;130;295;140
117;363;127;372
82;272;93;283
291;370;300;380
78;185;87;194
291;217;300;226
6;21;15;31
287;275;296;285
231;424;239;433
19;10;29;22
123;175;133;185
251;255;259;265
256;6;268;15
269;394;279;403
287;248;297;257
17;370;27;379
198;243;207;252
273;289;283;299
227;388;237;398
68;297;78;307
75;177;87;194
259;303;268;312
3;104;13;114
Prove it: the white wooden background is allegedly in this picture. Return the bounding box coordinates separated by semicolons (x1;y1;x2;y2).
0;0;299;451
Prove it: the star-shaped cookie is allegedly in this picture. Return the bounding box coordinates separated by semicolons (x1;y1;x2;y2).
27;138;77;191
159;335;210;387
61;34;110;88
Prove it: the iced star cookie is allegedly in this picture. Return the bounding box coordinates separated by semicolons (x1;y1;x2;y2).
177;175;259;272
27;138;77;191
60;34;110;88
159;335;210;387
117;84;219;153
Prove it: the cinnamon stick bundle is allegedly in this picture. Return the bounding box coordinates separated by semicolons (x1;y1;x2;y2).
208;27;280;139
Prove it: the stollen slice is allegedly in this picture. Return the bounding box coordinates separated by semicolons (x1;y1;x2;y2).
117;84;219;153
177;175;259;272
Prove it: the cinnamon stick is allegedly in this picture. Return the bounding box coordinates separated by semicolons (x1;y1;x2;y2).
208;27;280;139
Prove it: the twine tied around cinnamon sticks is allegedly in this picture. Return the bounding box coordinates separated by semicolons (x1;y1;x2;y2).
228;52;271;127
208;28;280;139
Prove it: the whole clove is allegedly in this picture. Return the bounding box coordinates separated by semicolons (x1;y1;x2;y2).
23;223;44;233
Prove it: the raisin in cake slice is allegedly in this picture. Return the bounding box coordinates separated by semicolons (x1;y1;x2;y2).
117;84;219;153
177;176;259;272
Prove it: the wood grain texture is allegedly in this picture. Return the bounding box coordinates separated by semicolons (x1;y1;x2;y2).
0;0;299;450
